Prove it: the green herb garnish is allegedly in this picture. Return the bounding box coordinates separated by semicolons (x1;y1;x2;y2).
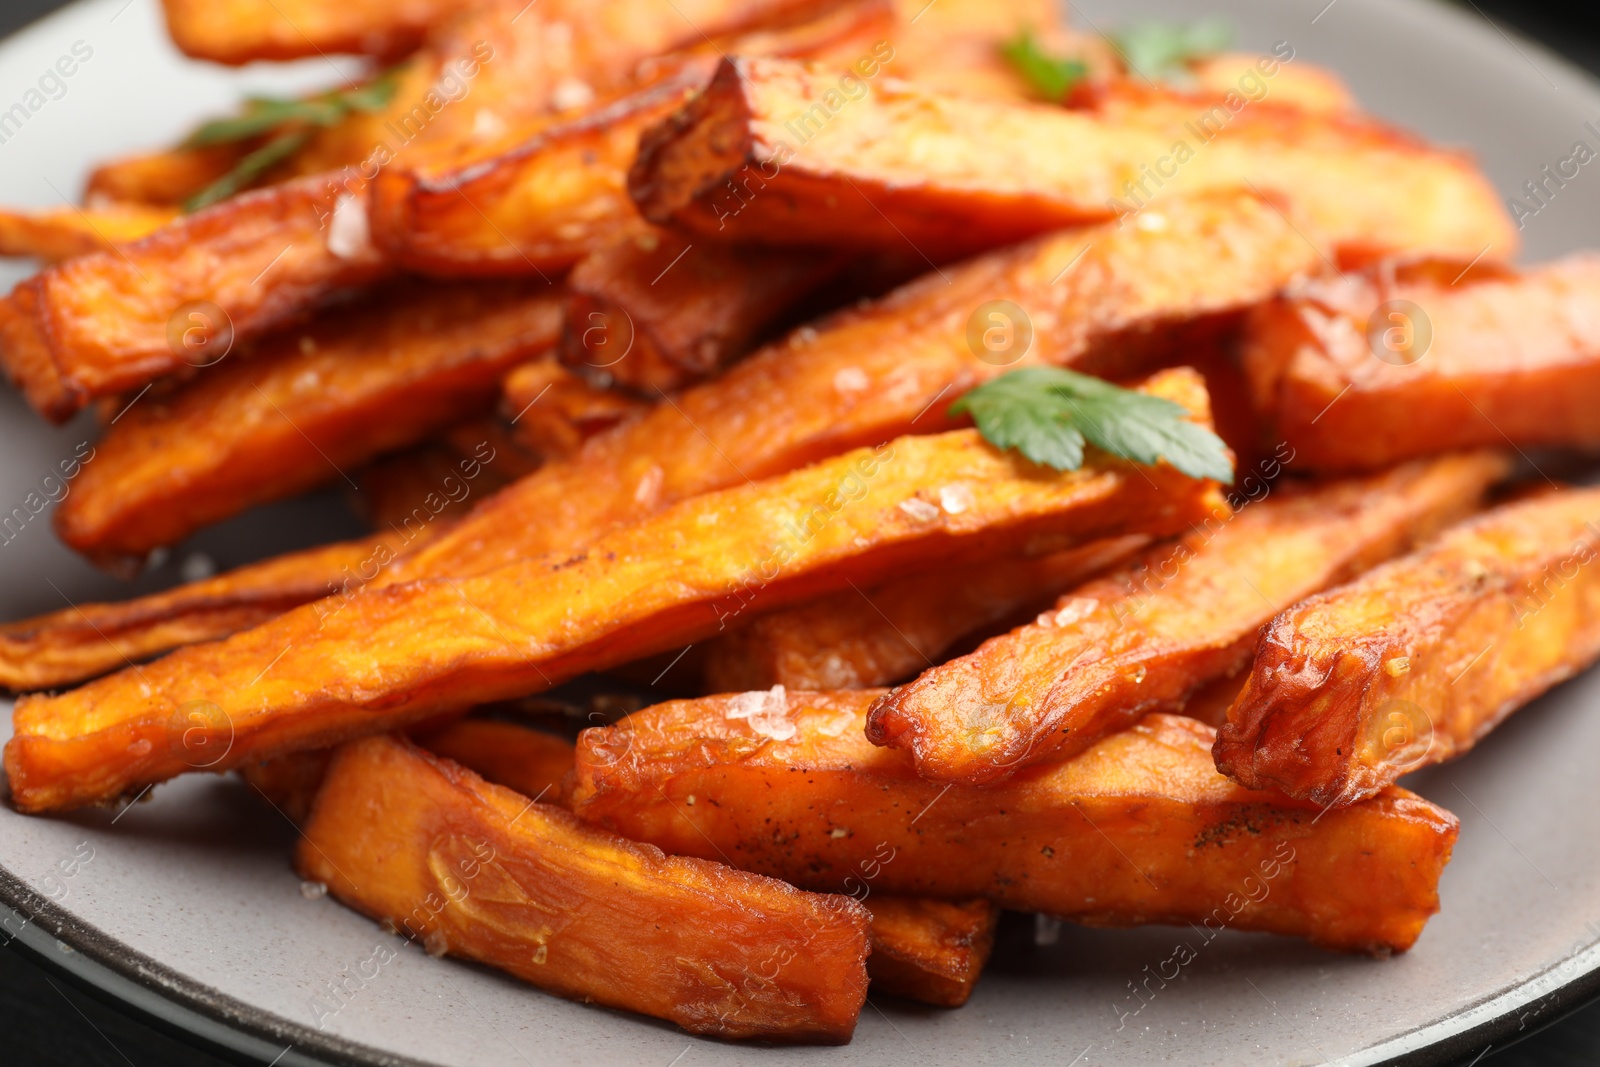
182;67;404;212
1110;18;1232;85
950;367;1234;482
998;27;1088;103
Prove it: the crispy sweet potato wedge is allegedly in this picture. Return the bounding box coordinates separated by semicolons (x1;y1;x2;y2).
6;383;1227;813
0;204;177;262
629;56;1513;264
1189;54;1356;115
500;359;651;460
1215;487;1600;806
298;734;871;1042
0;529;430;694
86;144;255;208
702;536;1149;691
866;452;1508;784
863;896;998;1008
0;172;391;423
53;279;562;567
412;719;576;804
237;748;334;825
561;229;842;391
159;0;461;64
1243;255;1600;470
570;695;1458;954
394;191;1314;582
355;420;542;530
889;0;1076;103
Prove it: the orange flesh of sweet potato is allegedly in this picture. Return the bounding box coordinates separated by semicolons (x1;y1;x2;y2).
0;172;391;423
499;359;652;460
629;56;1514;264
1242;255;1600;471
866;452;1510;784
5;380;1227;813
159;0;460;64
412;718;576;805
0;529;430;694
569;694;1458;955
51;279;562;566
0;204;178;262
86;143;255;208
862;896;998;1008
702;536;1150;691
1215;486;1600;806
393;190;1314;582
237;748;334;826
1188;54;1356;115
355;423;541;531
560;229;843;391
297;734;871;1042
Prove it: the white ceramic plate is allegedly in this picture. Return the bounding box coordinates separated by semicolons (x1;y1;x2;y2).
6;1;1600;1064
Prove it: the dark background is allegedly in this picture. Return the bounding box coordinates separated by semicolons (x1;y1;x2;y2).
3;0;1600;1064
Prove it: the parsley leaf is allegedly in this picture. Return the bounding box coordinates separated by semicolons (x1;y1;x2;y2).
950;367;1234;483
181;66;404;212
1111;18;1232;85
998;27;1088;103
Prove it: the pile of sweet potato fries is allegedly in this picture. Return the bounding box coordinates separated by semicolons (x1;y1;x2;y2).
4;0;1600;1045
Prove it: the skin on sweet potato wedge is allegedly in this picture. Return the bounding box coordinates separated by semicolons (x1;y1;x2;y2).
862;896;998;1008
51;278;562;567
5;378;1228;813
1215;486;1600;806
0;172;391;423
560;229;843;392
0;204;177;262
392;190;1315;582
297;734;871;1042
701;535;1150;691
628;56;1514;264
569;694;1459;955
1243;255;1600;471
866;452;1510;785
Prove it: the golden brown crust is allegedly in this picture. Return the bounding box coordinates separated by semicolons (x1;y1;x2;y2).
629;56;1514;263
570;696;1458;955
866;452;1509;784
1215;487;1600;805
52;279;561;566
1243;255;1600;470
298;734;871;1041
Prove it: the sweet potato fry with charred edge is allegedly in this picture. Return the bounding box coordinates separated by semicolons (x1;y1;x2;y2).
53;279;562;567
500;359;651;461
6;374;1226;813
629;56;1513;264
1243;255;1600;470
0;529;436;694
866;452;1509;784
1215;486;1600;806
0;172;390;423
393;190;1313;582
368;0;892;275
298;734;871;1042
703;536;1149;691
561;230;843;391
863;896;998;1008
570;694;1458;955
0;204;177;262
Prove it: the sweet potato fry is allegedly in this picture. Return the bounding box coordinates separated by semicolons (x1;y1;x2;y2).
1215;487;1600;806
355;420;542;529
702;536;1149;691
500;359;651;460
866;452;1508;784
412;718;576;804
629;56;1513;263
86;144;255;208
53;279;562;567
0;204;177;262
1188;54;1356;115
369;1;892;275
0;172;391;423
570;694;1458;954
0;529;431;693
1242;255;1600;470
6;381;1227;813
159;0;460;64
237;748;334;825
298;734;871;1041
394;190;1314;582
889;0;1077;103
561;229;842;391
862;896;998;1008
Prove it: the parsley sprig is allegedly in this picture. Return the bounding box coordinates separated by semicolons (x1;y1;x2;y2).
1000;18;1232;101
998;28;1088;103
182;68;404;212
950;367;1234;483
